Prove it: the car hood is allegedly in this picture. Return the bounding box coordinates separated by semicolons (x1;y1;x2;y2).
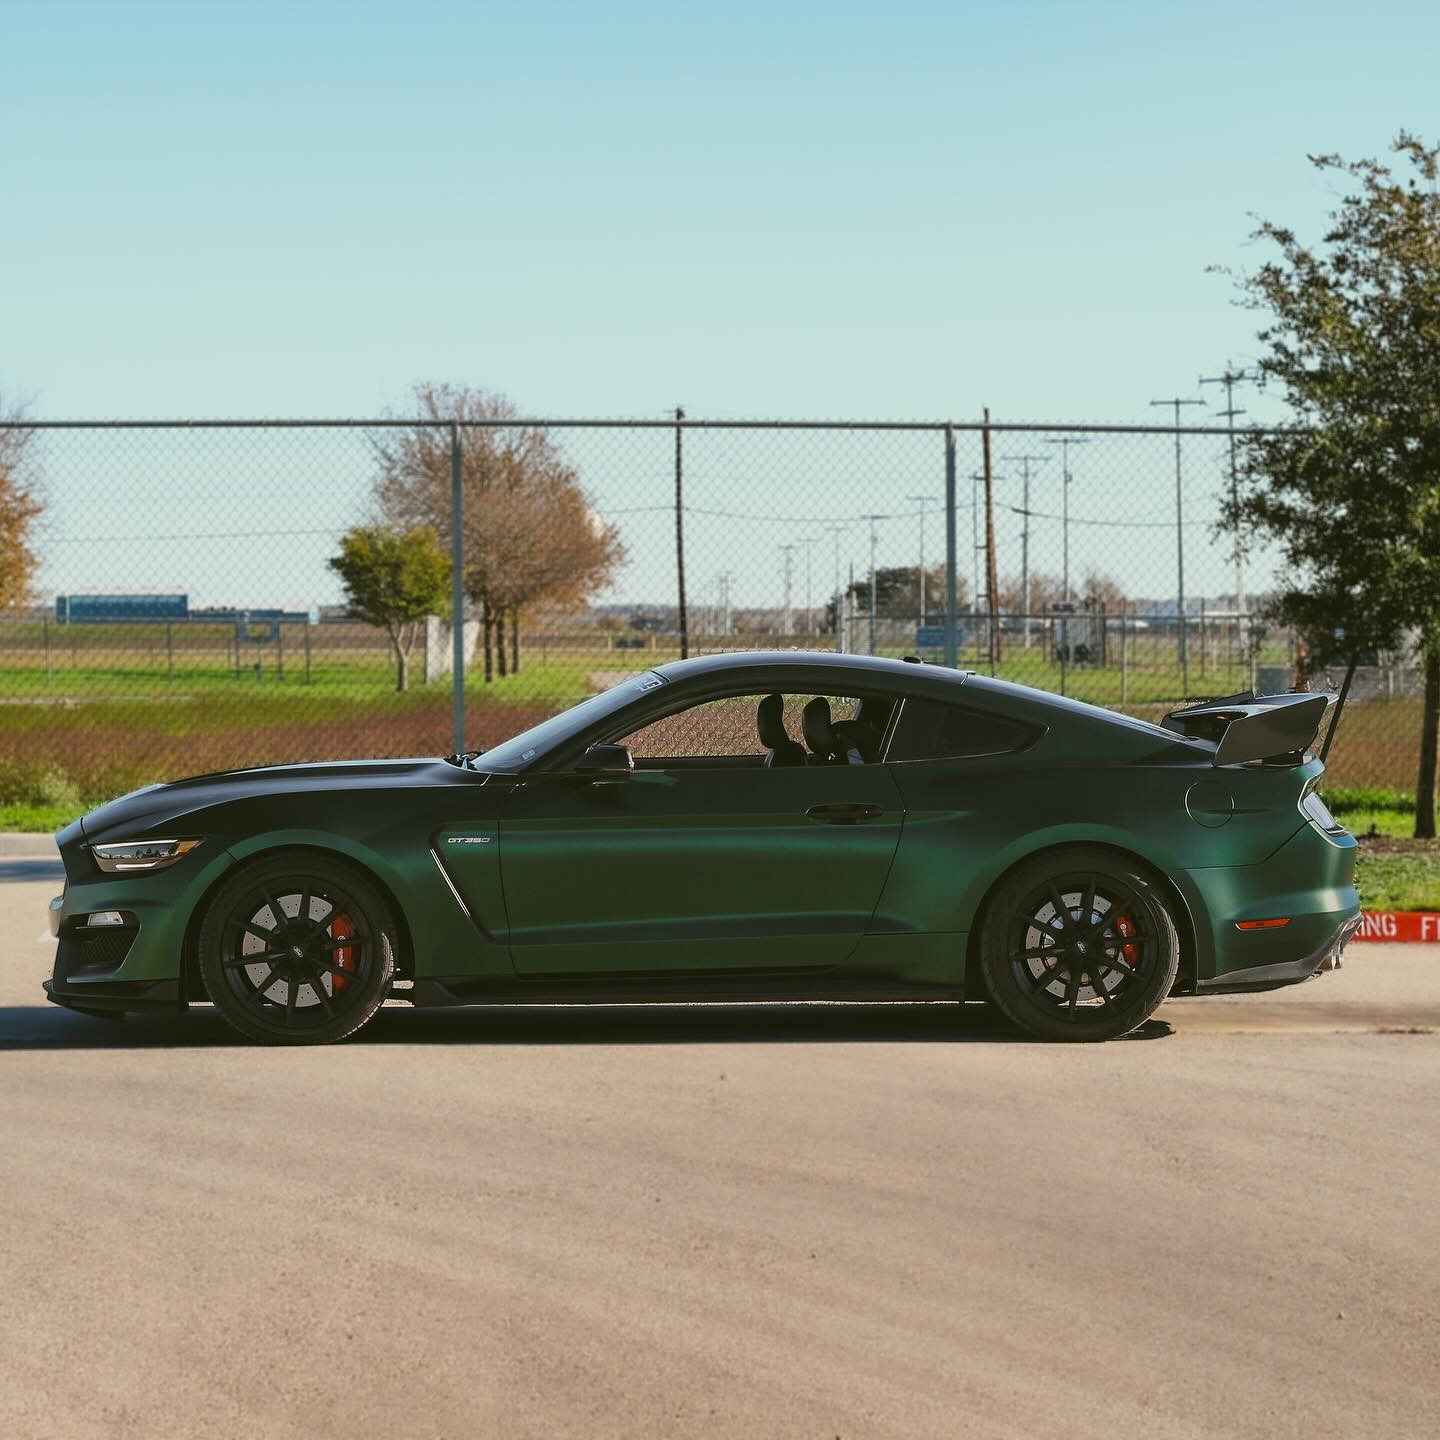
76;757;471;842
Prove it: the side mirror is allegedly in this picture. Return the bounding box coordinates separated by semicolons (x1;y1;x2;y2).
575;743;634;778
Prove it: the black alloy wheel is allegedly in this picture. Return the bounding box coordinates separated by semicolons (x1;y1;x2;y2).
979;847;1180;1042
198;854;396;1044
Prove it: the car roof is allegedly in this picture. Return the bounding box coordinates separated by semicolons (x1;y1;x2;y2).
652;650;974;688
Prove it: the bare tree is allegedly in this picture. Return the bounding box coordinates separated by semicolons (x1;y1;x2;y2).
373;384;624;682
1079;571;1128;610
0;393;42;611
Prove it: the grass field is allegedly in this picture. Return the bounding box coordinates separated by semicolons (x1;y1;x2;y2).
0;629;1427;810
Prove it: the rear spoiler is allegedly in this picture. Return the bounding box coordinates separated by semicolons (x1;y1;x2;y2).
1162;690;1335;767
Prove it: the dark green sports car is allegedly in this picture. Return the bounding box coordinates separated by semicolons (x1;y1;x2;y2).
45;652;1360;1044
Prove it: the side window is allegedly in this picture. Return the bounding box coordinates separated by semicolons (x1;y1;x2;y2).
614;692;863;764
619;693;770;761
885;697;1036;762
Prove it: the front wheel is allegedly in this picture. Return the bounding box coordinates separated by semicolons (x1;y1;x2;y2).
197;853;397;1045
979;848;1180;1042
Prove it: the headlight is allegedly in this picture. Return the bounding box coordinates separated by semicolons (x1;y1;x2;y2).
90;838;201;873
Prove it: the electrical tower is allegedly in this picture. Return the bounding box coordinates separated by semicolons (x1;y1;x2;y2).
1200;363;1257;636
1000;453;1049;646
1150;394;1207;698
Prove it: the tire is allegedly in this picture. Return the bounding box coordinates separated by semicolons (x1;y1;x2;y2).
197;852;397;1045
978;847;1180;1042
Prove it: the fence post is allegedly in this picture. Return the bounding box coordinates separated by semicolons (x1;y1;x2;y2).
943;424;957;669
166;621;173;680
982;409;1000;674
674;407;689;660
1199;598;1207;677
450;423;466;754
304;621;312;685
44;616;52;686
276;625;284;682
1121;606;1129;707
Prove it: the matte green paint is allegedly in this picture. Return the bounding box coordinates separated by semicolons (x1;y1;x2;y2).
47;653;1359;1007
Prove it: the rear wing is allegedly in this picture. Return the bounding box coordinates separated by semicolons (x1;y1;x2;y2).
1162;690;1335;767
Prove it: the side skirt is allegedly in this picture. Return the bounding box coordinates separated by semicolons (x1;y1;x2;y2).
408;976;966;1008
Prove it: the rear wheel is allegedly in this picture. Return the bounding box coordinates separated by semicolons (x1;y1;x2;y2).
979;847;1179;1042
197;854;396;1045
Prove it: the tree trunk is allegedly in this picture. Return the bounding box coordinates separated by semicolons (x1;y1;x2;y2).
495;607;508;678
482;602;494;684
510;607;521;674
1417;636;1439;840
389;631;409;693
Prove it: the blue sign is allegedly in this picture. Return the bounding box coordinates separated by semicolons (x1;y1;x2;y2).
915;626;946;648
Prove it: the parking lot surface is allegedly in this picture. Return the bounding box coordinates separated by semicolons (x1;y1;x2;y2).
3;866;1437;1439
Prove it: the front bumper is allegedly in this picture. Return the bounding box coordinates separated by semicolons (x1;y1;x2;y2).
45;977;183;1016
46;832;236;1006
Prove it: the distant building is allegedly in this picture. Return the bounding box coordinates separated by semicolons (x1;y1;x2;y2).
55;593;188;622
53;594;309;624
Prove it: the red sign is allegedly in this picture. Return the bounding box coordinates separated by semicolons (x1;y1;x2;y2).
1353;912;1440;943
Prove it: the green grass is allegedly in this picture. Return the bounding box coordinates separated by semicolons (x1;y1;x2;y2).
1355;849;1440;911
0;804;78;834
1337;810;1417;838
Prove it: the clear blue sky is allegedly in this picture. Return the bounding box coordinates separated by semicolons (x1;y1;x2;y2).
6;0;1436;423
3;0;1437;613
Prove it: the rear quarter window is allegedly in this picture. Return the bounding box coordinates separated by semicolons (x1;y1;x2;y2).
885;697;1038;761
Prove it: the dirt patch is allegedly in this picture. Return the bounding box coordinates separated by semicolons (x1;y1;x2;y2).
1357;835;1440;856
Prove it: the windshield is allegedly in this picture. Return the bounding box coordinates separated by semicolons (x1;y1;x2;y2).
472;670;668;770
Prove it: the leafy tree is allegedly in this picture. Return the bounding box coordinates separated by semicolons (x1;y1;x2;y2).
1219;135;1440;837
0;394;41;611
374;384;624;681
328;525;450;692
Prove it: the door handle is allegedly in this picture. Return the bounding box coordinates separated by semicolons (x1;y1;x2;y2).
806;803;884;824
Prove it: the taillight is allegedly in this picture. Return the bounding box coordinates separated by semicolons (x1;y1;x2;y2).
1301;784;1343;833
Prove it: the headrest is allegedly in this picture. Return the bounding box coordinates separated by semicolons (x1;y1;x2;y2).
802;696;836;756
756;693;790;749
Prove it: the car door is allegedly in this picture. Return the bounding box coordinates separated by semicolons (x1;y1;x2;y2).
497;691;904;976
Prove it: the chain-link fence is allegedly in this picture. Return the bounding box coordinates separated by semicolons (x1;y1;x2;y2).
0;417;1428;815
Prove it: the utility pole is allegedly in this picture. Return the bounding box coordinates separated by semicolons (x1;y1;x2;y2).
824;524;846;652
862;514;887;656
1150;394;1206;698
982;409;1001;670
779;543;798;639
797;536;817;634
449;423;465;755
1043;437;1092;606
906;494;939;626
943;426;957;668
714;571;734;637
1200;363;1256;642
1001;453;1048;647
673;406;688;659
970;474;984;627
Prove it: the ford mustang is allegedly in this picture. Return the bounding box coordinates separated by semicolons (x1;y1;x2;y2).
45;651;1360;1043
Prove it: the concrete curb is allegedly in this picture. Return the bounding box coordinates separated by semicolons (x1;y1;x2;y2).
0;833;59;857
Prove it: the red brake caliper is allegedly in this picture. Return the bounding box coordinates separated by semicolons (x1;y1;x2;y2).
1115;913;1138;966
331;913;356;996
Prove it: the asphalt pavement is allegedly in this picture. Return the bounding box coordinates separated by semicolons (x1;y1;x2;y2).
2;865;1437;1440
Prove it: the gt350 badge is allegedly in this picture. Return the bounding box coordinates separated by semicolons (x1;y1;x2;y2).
446;836;492;844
